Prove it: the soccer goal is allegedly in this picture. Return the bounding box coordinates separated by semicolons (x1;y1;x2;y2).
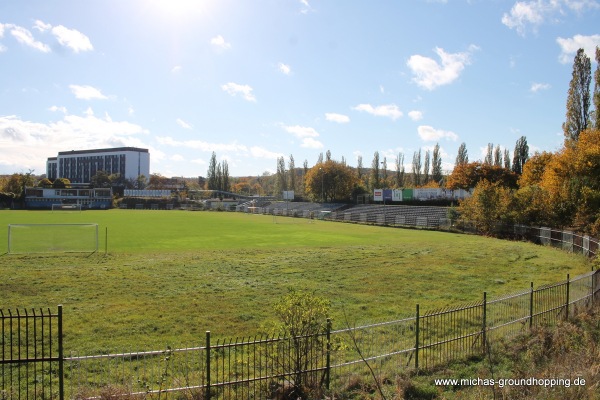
7;223;99;254
51;203;82;212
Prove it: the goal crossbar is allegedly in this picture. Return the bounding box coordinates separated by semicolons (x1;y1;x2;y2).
8;223;99;254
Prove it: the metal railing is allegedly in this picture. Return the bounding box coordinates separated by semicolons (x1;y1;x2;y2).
4;270;596;399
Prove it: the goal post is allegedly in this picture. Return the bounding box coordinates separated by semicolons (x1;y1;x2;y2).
8;223;99;254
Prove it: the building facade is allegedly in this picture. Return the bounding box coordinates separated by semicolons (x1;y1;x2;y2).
46;147;150;184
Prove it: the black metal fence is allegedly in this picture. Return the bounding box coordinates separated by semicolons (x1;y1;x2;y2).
3;270;598;399
1;306;63;399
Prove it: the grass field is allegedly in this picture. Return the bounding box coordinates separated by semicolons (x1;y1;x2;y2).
0;209;593;354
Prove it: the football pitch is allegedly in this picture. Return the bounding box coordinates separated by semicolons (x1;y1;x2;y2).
0;209;593;353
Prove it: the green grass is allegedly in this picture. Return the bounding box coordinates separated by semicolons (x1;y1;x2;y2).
0;209;593;354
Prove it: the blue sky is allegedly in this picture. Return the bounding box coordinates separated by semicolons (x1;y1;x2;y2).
1;0;599;178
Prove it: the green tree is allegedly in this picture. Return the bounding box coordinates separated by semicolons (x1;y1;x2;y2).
455;142;469;167
221;160;230;192
206;152;218;190
272;288;330;399
370;151;380;190
459;180;517;234
90;170;111;188
288;154;296;193
484;143;493;165
503;149;511;170
423;149;430;184
563;48;592;143
411;149;422;186
432;143;443;184
275;156;287;197
356;155;364;181
52;177;71;189
494;145;502;167
395;152;405;188
512;136;529;175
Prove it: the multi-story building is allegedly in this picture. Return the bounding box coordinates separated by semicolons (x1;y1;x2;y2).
46;147;150;184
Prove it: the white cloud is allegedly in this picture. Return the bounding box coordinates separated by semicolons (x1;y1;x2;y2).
176;118;192;129
283;125;320;138
300;137;323;149
408;110;424;121
407;46;477;90
282;124;323;148
32;20;92;52
278;62;292;75
325;113;350;123
9;24;50;52
171;65;182;73
170;154;184;161
69;84;108;100
0;113;149;172
353;103;403;120
502;0;600;35
49;105;68;113
221;82;256;102
556;34;600;63
210;35;231;49
51;24;93;52
530;82;551;92
417;125;458;141
156;136;249;152
250;146;284;159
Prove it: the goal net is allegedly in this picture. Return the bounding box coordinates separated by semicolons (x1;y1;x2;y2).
8;223;99;254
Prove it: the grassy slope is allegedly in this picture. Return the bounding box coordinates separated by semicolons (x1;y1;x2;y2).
0;209;592;353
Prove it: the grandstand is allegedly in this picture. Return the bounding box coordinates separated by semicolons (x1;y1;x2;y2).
328;204;450;228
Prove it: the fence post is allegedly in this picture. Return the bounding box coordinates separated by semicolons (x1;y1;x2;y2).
326;318;331;390
206;331;211;400
414;304;420;371
58;305;64;400
565;274;570;321
529;282;534;329
482;292;487;355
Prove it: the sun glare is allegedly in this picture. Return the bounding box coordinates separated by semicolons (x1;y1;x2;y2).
146;0;212;20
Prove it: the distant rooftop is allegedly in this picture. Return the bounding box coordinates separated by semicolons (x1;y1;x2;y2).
57;147;149;156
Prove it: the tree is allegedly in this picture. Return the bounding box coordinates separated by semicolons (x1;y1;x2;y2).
494;145;502;167
52;177;71;189
563;48;592;143
275;156;287;196
370;151;380;190
206;152;218;190
222;160;230;192
5;172;35;197
395;152;405;188
455;142;469;167
381;157;388;188
503;149;511;170
91;170;111;188
325;150;332;162
304;160;358;202
288;155;296;193
512;136;529;174
459;180;517;235
484;143;493;165
594;46;600;128
37;178;52;188
432;143;443;184
271;288;330;399
423;149;430;185
411;149;422;186
519;151;554;188
446;162;518;191
356;155;364;181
